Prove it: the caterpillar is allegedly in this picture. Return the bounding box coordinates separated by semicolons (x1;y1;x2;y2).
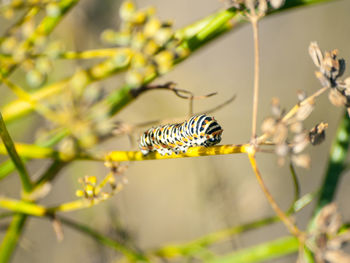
139;114;223;155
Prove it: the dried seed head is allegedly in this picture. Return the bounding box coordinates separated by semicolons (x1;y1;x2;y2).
291;154;311;169
315;71;331;88
258;0;268;15
316;203;341;235
329;89;346;107
309;42;346;89
309;42;323;68
324;250;350;263
245;0;255;12
309;122;328;145
271;97;281;117
261;117;276;134
297;90;307;102
275;143;289;157
270;0;285;9
292;132;309;154
295;99;315;121
290;121;303;134
307;203;350;263
272;123;288;144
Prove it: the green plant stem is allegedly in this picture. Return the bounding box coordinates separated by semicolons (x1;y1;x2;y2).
20;0;79;50
0;197;46;216
1;0;329;123
314;111;350;214
59;216;150;262
289;162;301;207
0;214;27;263
0;128;69;180
152;190;314;259
105;0;331;117
0;141;99;161
34;160;67;188
207;236;298;263
153;216;280;258
0;7;40;45
0;113;32;193
0;212;14;220
2;49;131;122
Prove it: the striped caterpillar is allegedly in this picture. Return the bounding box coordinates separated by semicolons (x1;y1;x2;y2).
139;114;223;155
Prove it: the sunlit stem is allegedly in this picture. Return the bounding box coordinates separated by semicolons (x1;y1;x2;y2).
250;16;260;142
247;148;304;239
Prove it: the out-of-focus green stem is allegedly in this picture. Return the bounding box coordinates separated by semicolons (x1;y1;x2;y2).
154;216;279;258
58;48;121;59
34;160;67;188
0;113;32;194
60;216;150;262
0;197;46;216
106;0;330;117
0;212;13;220
2;48;132;122
1;0;330;122
314;111;350;214
0;7;40;45
207;236;298;263
20;0;79;50
153;191;314;259
0;141;99;161
0;128;69;180
0;0;79;78
0;214;27;263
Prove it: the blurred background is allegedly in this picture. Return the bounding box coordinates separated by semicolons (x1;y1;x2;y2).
1;0;350;262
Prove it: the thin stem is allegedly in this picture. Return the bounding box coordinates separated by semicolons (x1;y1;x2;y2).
107;144;250;162
314;111;350;214
247;150;304;239
0;113;32;194
207;236;299;263
0;197;46;217
257;86;329;144
59;216;149;262
0;214;27;263
34;160;67;188
250;16;260;141
289;162;301;206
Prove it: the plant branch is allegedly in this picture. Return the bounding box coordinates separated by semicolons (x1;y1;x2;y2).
0;214;27;263
247;150;304;238
250;16;260;141
59;216;150;262
313;111;350;215
0;113;32;194
107;144;249;162
207;235;299;263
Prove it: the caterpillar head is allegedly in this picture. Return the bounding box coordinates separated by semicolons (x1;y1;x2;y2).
203;118;223;147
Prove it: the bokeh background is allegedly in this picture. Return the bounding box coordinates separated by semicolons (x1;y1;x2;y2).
1;0;350;262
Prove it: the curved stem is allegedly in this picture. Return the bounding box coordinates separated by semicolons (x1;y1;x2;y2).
247;150;304;239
